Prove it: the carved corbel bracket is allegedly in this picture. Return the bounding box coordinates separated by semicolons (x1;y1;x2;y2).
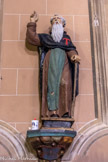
27;118;76;161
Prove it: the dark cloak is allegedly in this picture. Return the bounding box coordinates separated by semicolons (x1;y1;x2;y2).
38;33;79;99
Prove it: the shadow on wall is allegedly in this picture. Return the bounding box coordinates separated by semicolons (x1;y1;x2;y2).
25;40;38;52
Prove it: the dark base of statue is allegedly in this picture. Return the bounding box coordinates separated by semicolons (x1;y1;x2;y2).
26;118;76;161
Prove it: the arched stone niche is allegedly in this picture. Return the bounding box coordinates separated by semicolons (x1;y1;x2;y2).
62;0;108;161
0;0;107;161
0;120;37;161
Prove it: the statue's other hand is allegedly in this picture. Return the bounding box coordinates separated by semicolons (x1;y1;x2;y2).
30;11;39;22
71;55;81;64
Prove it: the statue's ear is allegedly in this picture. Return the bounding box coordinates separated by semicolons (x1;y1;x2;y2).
63;23;66;28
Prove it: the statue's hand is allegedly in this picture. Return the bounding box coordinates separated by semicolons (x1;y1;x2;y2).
71;55;81;63
30;11;39;22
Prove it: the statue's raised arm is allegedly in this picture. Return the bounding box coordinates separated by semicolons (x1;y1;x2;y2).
30;11;39;23
26;13;80;119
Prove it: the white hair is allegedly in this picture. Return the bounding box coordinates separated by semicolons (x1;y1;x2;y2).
51;23;64;42
50;14;66;27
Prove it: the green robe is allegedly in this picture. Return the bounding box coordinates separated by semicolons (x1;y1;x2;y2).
47;48;66;111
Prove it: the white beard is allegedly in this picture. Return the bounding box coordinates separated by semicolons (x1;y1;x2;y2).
51;23;64;42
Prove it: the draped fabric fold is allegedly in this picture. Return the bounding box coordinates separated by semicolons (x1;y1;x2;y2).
47;48;66;111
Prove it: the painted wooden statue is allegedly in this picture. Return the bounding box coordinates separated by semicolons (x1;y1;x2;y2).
26;12;80;119
26;12;80;161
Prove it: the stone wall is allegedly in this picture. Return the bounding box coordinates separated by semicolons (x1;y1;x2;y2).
0;0;94;136
0;0;95;160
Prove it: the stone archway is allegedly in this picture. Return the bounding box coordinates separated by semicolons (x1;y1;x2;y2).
0;120;37;161
62;123;108;161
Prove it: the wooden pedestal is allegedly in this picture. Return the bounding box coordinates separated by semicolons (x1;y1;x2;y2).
27;118;76;161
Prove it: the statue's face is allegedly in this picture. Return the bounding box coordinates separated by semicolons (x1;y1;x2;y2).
51;16;62;25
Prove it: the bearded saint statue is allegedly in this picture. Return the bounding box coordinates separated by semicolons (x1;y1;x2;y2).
26;12;80;118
